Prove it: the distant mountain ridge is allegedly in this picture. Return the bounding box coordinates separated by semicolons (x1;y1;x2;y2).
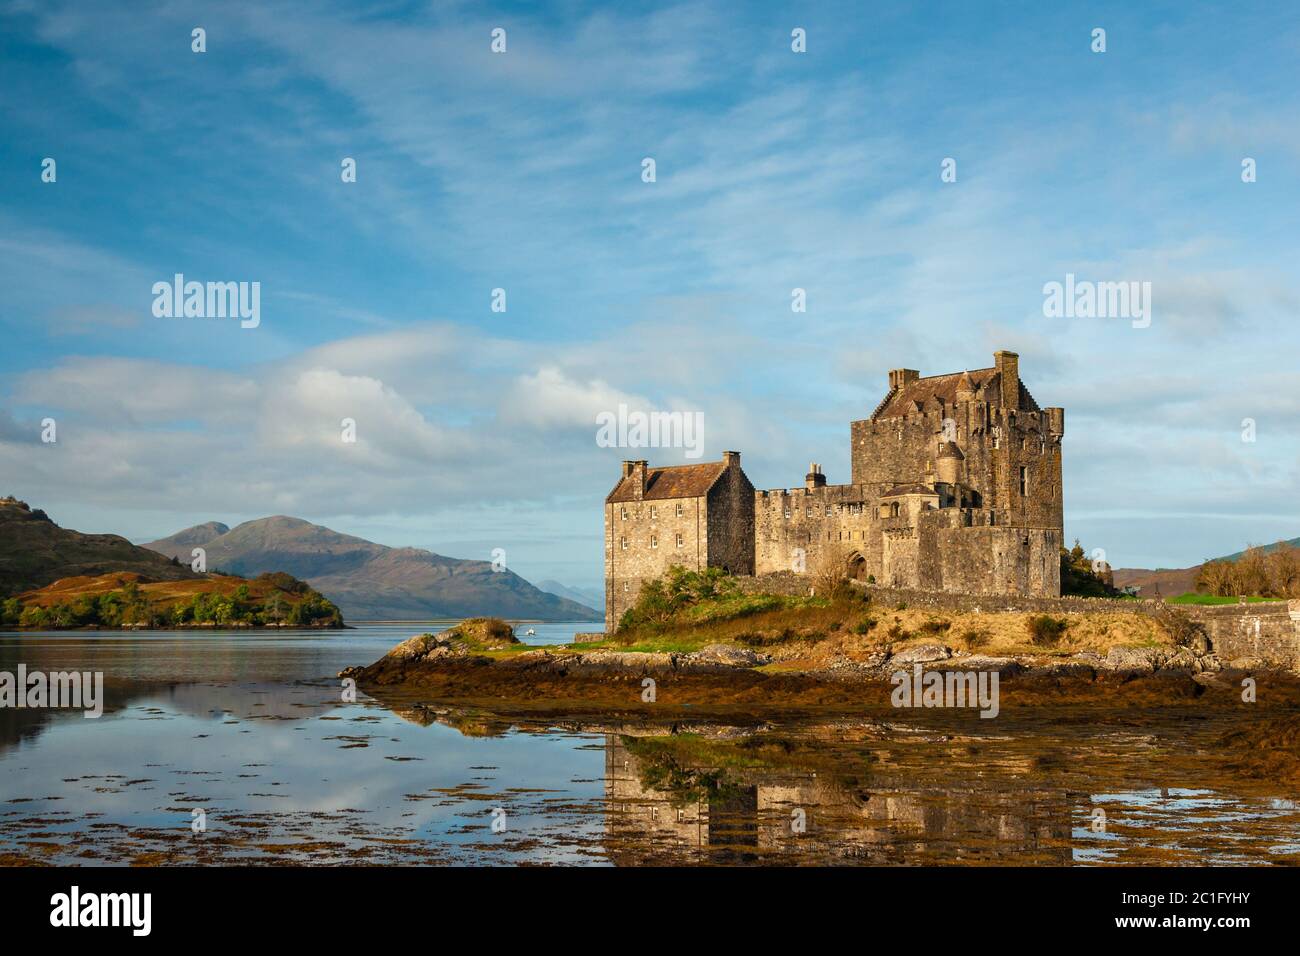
536;579;602;613
1112;537;1300;597
0;496;199;598
141;516;601;622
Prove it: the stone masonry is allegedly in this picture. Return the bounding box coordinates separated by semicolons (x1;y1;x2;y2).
605;350;1065;631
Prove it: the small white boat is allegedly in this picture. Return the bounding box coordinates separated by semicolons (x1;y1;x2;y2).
525;627;536;636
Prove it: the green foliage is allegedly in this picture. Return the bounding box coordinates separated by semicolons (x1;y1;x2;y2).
1168;593;1283;605
1060;540;1119;597
852;617;878;635
0;598;22;627
4;578;342;630
918;618;952;636
960;627;991;650
1027;614;1069;646
618;565;740;630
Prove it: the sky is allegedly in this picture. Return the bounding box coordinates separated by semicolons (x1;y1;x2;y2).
2;0;1299;594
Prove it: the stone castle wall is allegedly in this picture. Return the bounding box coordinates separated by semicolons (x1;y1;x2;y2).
603;457;755;631
604;495;708;631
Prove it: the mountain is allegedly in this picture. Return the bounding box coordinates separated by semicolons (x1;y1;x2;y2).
141;516;602;622
0;497;199;598
1110;566;1200;598
1112;537;1300;597
536;579;602;613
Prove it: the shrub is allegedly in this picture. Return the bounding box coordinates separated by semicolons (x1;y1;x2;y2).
960;628;990;650
852;617;878;635
918;618;951;636
1026;614;1069;646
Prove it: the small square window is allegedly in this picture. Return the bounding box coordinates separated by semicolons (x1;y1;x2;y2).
620;536;627;550
651;535;658;548
649;505;657;519
620;507;628;521
675;533;683;548
675;503;683;517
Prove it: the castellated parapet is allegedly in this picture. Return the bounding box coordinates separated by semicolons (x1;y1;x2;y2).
604;351;1065;631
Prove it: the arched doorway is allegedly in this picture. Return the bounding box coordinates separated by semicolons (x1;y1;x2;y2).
846;551;867;581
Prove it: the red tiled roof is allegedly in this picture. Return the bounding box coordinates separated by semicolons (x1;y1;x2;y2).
871;368;1041;419
606;461;729;503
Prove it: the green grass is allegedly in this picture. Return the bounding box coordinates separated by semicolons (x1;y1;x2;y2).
1167;593;1286;605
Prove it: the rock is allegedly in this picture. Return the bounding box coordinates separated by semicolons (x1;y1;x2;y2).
689;644;769;667
891;643;952;665
1025;661;1096;679
564;651;676;675
385;632;444;662
1104;646;1163;673
959;656;1024;676
1227;657;1266;671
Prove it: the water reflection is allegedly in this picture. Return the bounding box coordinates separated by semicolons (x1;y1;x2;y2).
1;628;1297;866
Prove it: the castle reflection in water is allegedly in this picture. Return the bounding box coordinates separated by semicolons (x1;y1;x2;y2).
602;733;1076;866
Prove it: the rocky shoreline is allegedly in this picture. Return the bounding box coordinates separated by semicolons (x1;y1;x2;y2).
340;619;1298;714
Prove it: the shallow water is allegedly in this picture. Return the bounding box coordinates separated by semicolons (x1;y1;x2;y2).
1;626;1296;866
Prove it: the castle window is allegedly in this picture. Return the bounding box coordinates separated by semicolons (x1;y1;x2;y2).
675;503;683;518
825;506;832;517
620;507;627;521
675;533;683;548
784;509;791;519
620;536;628;550
651;535;658;549
806;506;813;518
1019;466;1029;496
649;505;657;520
992;427;1002;449
623;582;629;592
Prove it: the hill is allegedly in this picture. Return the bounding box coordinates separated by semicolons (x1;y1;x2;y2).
1113;536;1300;597
536;579;602;613
6;570;342;629
142;516;601;622
0;496;199;599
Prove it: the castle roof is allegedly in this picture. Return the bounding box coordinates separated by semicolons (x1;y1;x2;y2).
870;368;1042;420
937;440;964;460
606;461;729;503
880;482;939;498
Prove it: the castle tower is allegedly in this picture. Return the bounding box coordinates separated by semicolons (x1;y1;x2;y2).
937;440;964;486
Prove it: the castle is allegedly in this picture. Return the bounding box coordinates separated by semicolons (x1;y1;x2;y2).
604;350;1065;631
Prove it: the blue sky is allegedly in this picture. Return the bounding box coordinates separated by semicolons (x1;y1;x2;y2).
2;0;1299;593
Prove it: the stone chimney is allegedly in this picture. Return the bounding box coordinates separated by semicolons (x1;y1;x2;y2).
722;450;741;467
622;460;648;499
805;462;826;490
888;368;920;391
994;350;1019;409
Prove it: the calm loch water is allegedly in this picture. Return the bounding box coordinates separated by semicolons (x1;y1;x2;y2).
1;626;1296;866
